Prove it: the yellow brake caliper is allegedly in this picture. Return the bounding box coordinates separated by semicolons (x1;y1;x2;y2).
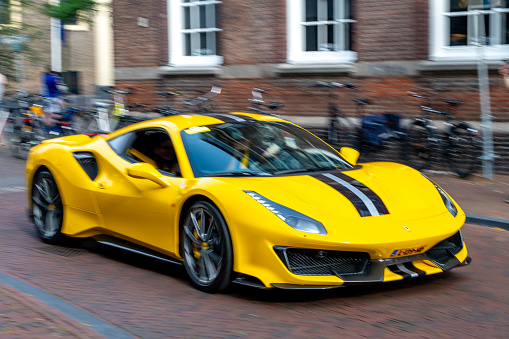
193;229;201;259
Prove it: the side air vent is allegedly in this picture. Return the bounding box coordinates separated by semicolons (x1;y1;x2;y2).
73;152;99;180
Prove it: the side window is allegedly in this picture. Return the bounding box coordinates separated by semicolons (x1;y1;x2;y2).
122;129;181;177
0;0;21;28
287;0;357;64
0;0;11;25
168;0;223;67
430;0;509;61
107;132;134;155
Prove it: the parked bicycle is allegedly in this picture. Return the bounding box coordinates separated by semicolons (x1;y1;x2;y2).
182;85;222;114
247;87;284;117
3;91;46;159
154;90;181;116
313;81;405;155
3;91;81;158
404;91;482;178
81;88;140;133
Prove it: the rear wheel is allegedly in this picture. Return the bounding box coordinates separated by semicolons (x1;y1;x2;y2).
31;170;65;244
180;201;233;293
404;121;436;171
447;124;481;178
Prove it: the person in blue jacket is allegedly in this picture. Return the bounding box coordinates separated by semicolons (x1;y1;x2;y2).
42;66;64;126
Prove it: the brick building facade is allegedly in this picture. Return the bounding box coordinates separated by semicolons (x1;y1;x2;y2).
1;0;99;96
111;0;509;127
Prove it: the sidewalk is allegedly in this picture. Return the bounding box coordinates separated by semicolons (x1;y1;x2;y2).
425;171;509;227
0;276;102;338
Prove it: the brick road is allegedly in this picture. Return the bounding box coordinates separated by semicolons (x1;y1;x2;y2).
0;146;508;338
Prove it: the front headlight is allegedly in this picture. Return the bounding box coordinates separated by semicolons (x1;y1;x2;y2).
422;175;458;217
244;191;327;235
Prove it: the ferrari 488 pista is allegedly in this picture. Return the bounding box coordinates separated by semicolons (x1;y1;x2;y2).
26;112;470;292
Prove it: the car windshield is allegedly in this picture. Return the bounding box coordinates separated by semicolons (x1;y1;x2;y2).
181;121;353;177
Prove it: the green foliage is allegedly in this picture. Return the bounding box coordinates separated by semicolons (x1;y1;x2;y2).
41;0;97;22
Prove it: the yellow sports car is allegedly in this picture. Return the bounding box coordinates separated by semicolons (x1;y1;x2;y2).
26;112;470;292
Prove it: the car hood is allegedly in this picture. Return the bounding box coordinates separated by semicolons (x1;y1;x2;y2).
219;162;464;245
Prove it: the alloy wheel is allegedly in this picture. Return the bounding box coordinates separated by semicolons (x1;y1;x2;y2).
32;171;63;242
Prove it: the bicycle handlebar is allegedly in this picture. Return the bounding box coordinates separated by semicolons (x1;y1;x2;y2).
157;91;181;97
421;106;449;116
407;91;428;100
313;81;356;89
182;85;222;107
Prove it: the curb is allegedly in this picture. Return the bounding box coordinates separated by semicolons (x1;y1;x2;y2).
465;213;509;230
0;272;134;339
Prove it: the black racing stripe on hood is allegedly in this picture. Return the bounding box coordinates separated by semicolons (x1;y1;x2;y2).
333;172;390;215
309;173;373;217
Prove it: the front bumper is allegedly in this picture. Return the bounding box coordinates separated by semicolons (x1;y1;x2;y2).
236;230;470;290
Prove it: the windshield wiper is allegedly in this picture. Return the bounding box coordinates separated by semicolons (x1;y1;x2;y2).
204;171;271;177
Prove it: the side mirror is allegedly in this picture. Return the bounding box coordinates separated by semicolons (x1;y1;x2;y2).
339;147;360;166
126;163;171;188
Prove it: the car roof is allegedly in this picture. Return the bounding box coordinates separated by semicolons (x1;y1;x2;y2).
107;112;290;138
167;112;287;128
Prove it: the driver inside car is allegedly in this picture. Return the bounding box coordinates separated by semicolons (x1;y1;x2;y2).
150;133;180;175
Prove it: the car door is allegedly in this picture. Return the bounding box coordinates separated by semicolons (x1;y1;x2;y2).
92;128;185;254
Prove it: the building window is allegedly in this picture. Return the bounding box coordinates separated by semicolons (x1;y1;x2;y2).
430;0;509;61
287;0;356;64
0;0;11;25
168;0;223;67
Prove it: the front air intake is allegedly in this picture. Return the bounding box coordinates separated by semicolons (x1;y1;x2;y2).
274;247;371;276
426;231;464;268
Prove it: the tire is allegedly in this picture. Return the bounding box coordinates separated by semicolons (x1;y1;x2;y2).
180;201;233;293
446;124;481;178
403;121;436;171
31;170;66;244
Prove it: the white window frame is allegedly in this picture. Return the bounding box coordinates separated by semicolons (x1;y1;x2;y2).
0;0;21;29
287;0;357;65
167;0;223;67
430;0;509;61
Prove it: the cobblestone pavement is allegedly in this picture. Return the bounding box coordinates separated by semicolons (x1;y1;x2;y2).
0;145;508;338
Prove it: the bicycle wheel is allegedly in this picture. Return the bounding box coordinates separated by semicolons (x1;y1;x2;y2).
327;118;357;150
5;124;22;158
403;120;436;171
446;124;481;178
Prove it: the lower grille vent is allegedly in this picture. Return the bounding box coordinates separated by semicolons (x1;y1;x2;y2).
274;247;371;276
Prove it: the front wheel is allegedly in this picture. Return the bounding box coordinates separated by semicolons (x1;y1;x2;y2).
180;201;233;293
31;170;65;244
446;124;481;178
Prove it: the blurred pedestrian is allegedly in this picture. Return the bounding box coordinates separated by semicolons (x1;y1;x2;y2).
41;65;65;126
498;60;509;203
0;69;8;146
